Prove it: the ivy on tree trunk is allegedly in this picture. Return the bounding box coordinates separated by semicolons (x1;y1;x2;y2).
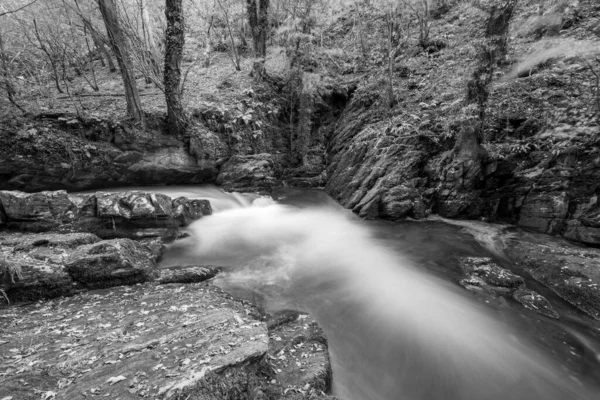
456;0;517;155
247;0;269;58
98;0;144;124
164;0;186;136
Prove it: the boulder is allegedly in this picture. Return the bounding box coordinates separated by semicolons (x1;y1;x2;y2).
65;238;159;289
0;232;102;302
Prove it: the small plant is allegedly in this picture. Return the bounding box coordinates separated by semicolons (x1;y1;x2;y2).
1;257;22;304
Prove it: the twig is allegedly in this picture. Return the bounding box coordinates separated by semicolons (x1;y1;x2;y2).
0;0;40;18
56;92;157;99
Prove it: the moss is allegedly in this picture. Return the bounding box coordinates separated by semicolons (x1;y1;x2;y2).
173;358;276;400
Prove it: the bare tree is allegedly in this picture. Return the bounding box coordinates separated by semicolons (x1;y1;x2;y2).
216;0;242;71
164;0;186;135
0;29;25;112
98;0;144;123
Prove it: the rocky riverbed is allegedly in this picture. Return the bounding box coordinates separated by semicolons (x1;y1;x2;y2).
0;189;335;400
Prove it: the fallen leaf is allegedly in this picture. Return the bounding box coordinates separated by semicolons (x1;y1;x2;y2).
106;375;126;385
41;392;56;400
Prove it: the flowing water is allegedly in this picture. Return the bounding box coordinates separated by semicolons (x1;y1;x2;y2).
125;186;600;399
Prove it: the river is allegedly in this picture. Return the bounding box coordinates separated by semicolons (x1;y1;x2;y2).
114;185;600;400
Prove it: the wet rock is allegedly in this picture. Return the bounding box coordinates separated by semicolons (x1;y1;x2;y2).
0;190;210;239
460;257;525;290
459;257;558;318
65;238;159;289
157;266;221;284
506;237;600;320
513;288;559;319
216;154;277;192
0;283;268;399
172;196;212;226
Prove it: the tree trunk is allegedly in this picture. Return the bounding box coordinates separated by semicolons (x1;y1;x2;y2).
247;0;268;58
458;0;517;153
164;0;186;135
98;0;144;124
257;0;269;57
0;30;25;112
140;0;161;78
85;19;116;72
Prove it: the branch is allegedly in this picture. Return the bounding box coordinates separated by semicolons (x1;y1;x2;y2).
0;0;40;17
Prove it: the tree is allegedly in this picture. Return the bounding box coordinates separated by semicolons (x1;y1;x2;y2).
247;0;269;58
0;29;25;112
98;0;144;123
455;0;517;157
164;0;186;135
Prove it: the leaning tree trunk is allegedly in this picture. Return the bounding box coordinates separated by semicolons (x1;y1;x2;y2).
164;0;186;135
84;19;116;72
98;0;144;124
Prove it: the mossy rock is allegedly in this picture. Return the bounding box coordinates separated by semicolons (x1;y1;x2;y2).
65;238;158;289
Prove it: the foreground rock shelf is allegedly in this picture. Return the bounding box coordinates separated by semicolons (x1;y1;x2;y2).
0;283;267;399
0;281;335;400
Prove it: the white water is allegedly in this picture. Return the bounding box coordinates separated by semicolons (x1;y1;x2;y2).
158;188;596;400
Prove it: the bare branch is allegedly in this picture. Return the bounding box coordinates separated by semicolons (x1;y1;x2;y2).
0;0;40;18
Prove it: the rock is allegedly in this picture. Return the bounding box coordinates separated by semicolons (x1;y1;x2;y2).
0;190;210;239
157;266;221;284
0;190;76;230
266;313;332;398
513;288;559;319
562;221;600;246
0;232;102;302
459;257;525;290
518;192;569;234
458;256;558;318
0;119;217;192
216;154;277;191
506;237;600;320
172;196;212;226
0;283;268;399
65;238;159;289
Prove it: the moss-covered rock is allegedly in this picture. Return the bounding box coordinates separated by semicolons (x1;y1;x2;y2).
65;238;159;289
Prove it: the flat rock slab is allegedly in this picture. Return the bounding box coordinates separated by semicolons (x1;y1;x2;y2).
0;282;268;400
506;236;600;320
267;312;331;397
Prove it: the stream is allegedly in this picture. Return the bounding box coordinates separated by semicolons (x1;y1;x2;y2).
119;186;600;400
